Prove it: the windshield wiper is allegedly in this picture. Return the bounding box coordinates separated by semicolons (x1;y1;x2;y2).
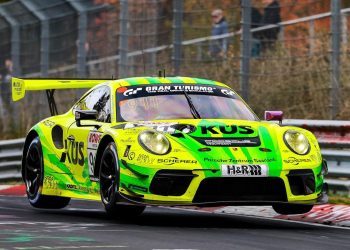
183;90;201;119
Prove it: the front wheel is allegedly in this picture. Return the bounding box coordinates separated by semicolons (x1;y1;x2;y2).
24;136;70;209
272;203;313;215
99;142;145;217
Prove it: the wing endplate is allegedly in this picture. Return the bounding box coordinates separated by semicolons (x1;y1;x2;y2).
11;78;110;101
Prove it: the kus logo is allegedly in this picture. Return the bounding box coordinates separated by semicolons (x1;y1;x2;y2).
200;125;254;135
64;140;84;166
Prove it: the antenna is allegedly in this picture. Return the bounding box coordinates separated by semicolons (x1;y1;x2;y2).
158;69;166;78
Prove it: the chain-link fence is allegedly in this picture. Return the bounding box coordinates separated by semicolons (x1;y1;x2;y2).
0;0;349;139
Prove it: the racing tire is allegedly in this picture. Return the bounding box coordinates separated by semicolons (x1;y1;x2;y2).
99;142;145;217
24;136;70;209
272;203;313;215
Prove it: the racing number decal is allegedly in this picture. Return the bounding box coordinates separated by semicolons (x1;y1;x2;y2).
87;132;102;178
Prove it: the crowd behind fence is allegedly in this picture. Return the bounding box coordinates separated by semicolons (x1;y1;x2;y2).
0;0;349;139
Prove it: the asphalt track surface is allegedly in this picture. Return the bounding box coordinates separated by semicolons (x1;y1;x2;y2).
0;196;349;250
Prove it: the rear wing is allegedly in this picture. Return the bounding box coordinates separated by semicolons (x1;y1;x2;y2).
12;77;111;116
12;77;110;101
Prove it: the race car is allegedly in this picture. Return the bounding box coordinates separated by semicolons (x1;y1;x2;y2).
12;76;328;216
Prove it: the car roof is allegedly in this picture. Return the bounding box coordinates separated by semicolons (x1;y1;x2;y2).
108;76;229;89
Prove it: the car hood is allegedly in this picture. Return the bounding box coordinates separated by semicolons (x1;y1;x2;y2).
114;119;279;149
111;119;321;173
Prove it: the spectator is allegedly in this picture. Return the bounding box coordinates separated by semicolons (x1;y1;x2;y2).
261;0;281;51
0;59;13;134
3;59;12;83
251;6;263;57
209;9;229;58
1;59;12;104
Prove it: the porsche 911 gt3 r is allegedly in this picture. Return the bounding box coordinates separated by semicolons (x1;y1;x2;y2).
12;76;328;216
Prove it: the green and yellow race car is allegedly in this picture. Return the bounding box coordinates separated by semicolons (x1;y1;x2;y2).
12;76;328;216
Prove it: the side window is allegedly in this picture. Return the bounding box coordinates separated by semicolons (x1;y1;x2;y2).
74;86;111;123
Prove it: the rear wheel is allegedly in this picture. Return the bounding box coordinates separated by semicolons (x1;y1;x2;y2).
24;137;70;209
272;203;313;215
99;142;145;217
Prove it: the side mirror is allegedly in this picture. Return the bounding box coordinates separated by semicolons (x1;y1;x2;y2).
75;110;97;127
264;111;283;124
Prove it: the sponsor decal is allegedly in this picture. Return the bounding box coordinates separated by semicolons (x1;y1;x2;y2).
221;89;236;96
128;152;135;160
12;80;22;96
171;124;196;134
158;157;197;165
64;139;84;166
120;137;136;143
87;132;103;176
204;157;276;164
194;137;260;147
117;85;239;101
66;184;97;194
221;164;268;177
172;148;187;153
283;156;311;165
123;87;142;96
136;154;155;164
88;132;102;148
145;85;215;94
123;122;177;134
259;147;272;152
122;146;135;161
43;120;55;127
44;176;58;189
200;125;254;135
123;145;131;157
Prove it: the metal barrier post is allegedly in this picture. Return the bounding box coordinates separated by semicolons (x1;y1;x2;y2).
309;20;315;56
342;14;348;46
69;1;88;78
20;0;49;77
0;7;21;76
330;0;341;119
240;0;251;101
118;0;128;78
173;0;183;76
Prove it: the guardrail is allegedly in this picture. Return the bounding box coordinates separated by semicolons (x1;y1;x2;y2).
0;138;24;181
0;120;349;196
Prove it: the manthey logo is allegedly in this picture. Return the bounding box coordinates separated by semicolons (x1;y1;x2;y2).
123;87;142;96
200;125;255;135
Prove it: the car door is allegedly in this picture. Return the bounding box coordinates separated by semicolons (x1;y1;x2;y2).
64;86;111;182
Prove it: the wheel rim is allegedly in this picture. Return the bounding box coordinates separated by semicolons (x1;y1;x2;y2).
25;145;41;198
100;149;117;204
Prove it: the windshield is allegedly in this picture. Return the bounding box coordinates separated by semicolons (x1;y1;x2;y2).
117;84;257;122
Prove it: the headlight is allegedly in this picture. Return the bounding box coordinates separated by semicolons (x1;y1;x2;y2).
138;130;170;155
284;130;310;155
